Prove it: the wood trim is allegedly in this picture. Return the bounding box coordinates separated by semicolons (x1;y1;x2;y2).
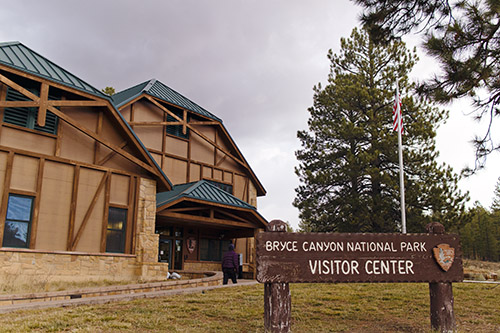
44;104;159;176
0;72;169;189
0;83;7;138
54;96;65;157
214;209;249;223
97;141;127;166
182;109;187;135
100;172;111;253
0;145;143;178
0;151;15;246
0;65;106;102
1;122;58;138
94;111;103;164
8;189;37;196
145;95;247;168
67;165;80;251
46;100;107;107
157;211;255;229
131;176;139;254
37;82;49;127
30;158;45;249
70;171;108;251
125;176;134;253
0;74;40;103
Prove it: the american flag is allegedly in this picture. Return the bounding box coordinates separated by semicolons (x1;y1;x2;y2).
392;89;403;133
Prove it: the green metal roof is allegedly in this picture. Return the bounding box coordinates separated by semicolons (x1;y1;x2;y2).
0;42;105;97
157;180;255;210
112;79;222;122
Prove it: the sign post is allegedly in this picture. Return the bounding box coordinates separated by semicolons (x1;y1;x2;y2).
427;222;456;332
257;220;462;332
263;220;291;333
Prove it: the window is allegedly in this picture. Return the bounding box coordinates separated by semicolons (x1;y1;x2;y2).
3;87;58;135
207;180;233;194
2;194;34;248
106;207;127;253
166;109;189;139
200;238;231;261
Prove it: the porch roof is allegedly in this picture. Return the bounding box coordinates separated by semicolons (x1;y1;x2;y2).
157;180;256;210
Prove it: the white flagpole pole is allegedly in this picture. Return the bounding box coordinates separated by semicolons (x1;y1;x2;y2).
396;80;407;233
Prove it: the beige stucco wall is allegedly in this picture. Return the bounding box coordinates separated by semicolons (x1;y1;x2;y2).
0;177;168;286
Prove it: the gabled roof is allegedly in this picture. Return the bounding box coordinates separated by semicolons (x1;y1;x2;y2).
0;42;104;97
0;41;172;191
112;79;222;122
157;180;256;210
114;79;266;196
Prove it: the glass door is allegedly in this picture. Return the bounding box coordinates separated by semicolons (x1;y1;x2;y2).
159;239;172;268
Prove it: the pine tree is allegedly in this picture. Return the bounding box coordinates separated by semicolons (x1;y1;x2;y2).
355;0;500;169
492;177;500;212
294;28;468;233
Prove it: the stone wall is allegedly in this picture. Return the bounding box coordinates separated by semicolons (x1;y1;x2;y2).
134;178;169;280
0;177;169;287
183;261;222;272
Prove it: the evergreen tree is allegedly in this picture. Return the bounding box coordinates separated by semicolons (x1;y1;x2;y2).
294;28;468;233
492;177;500;212
101;86;115;96
354;0;500;169
461;204;499;261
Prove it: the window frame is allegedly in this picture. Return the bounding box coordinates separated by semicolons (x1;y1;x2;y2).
2;193;35;249
199;238;231;262
105;206;128;253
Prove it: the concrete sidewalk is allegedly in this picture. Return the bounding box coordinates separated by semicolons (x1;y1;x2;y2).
0;279;258;314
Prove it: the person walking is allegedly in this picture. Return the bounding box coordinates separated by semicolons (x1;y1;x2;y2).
222;243;238;285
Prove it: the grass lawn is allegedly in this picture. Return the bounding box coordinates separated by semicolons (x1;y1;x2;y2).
0;282;498;332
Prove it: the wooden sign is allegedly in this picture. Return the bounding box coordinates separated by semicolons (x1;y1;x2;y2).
256;232;463;283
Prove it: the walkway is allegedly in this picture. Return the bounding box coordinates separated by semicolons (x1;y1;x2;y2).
0;273;258;314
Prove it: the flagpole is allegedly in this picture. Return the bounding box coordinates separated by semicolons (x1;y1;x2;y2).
395;80;407;234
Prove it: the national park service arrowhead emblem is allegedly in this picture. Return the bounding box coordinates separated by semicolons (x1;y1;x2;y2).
433;243;455;272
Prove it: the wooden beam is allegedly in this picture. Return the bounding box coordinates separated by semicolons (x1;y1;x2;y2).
125;175;134;253
94;111;103;164
100;172;111;252
0;144;139;178
0;74;40;103
0;100;108;108
0;83;7;138
37;82;49;127
131;176;139;254
96;141;127;166
0;72;169;190
157;211;255;229
0;101;39;107
214;209;249;223
67;165;80;251
168;207;208;213
0;151;14;247
145;95;247;168
182;109;187;135
0;64;108;102
29;158;45;249
54;96;65;157
45;104;159;176
70;172;108;251
47;100;107;107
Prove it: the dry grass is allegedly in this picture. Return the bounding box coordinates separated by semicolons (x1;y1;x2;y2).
0;282;498;332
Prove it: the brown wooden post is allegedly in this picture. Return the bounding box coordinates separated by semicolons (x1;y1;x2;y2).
264;220;291;333
427;222;456;332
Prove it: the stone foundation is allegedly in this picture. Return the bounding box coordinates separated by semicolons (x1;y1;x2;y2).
0;177;169;287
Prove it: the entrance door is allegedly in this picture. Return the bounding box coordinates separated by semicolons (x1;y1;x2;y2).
174;239;183;270
159;239;172;268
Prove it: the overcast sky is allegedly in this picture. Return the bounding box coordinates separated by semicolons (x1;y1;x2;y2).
2;1;499;229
